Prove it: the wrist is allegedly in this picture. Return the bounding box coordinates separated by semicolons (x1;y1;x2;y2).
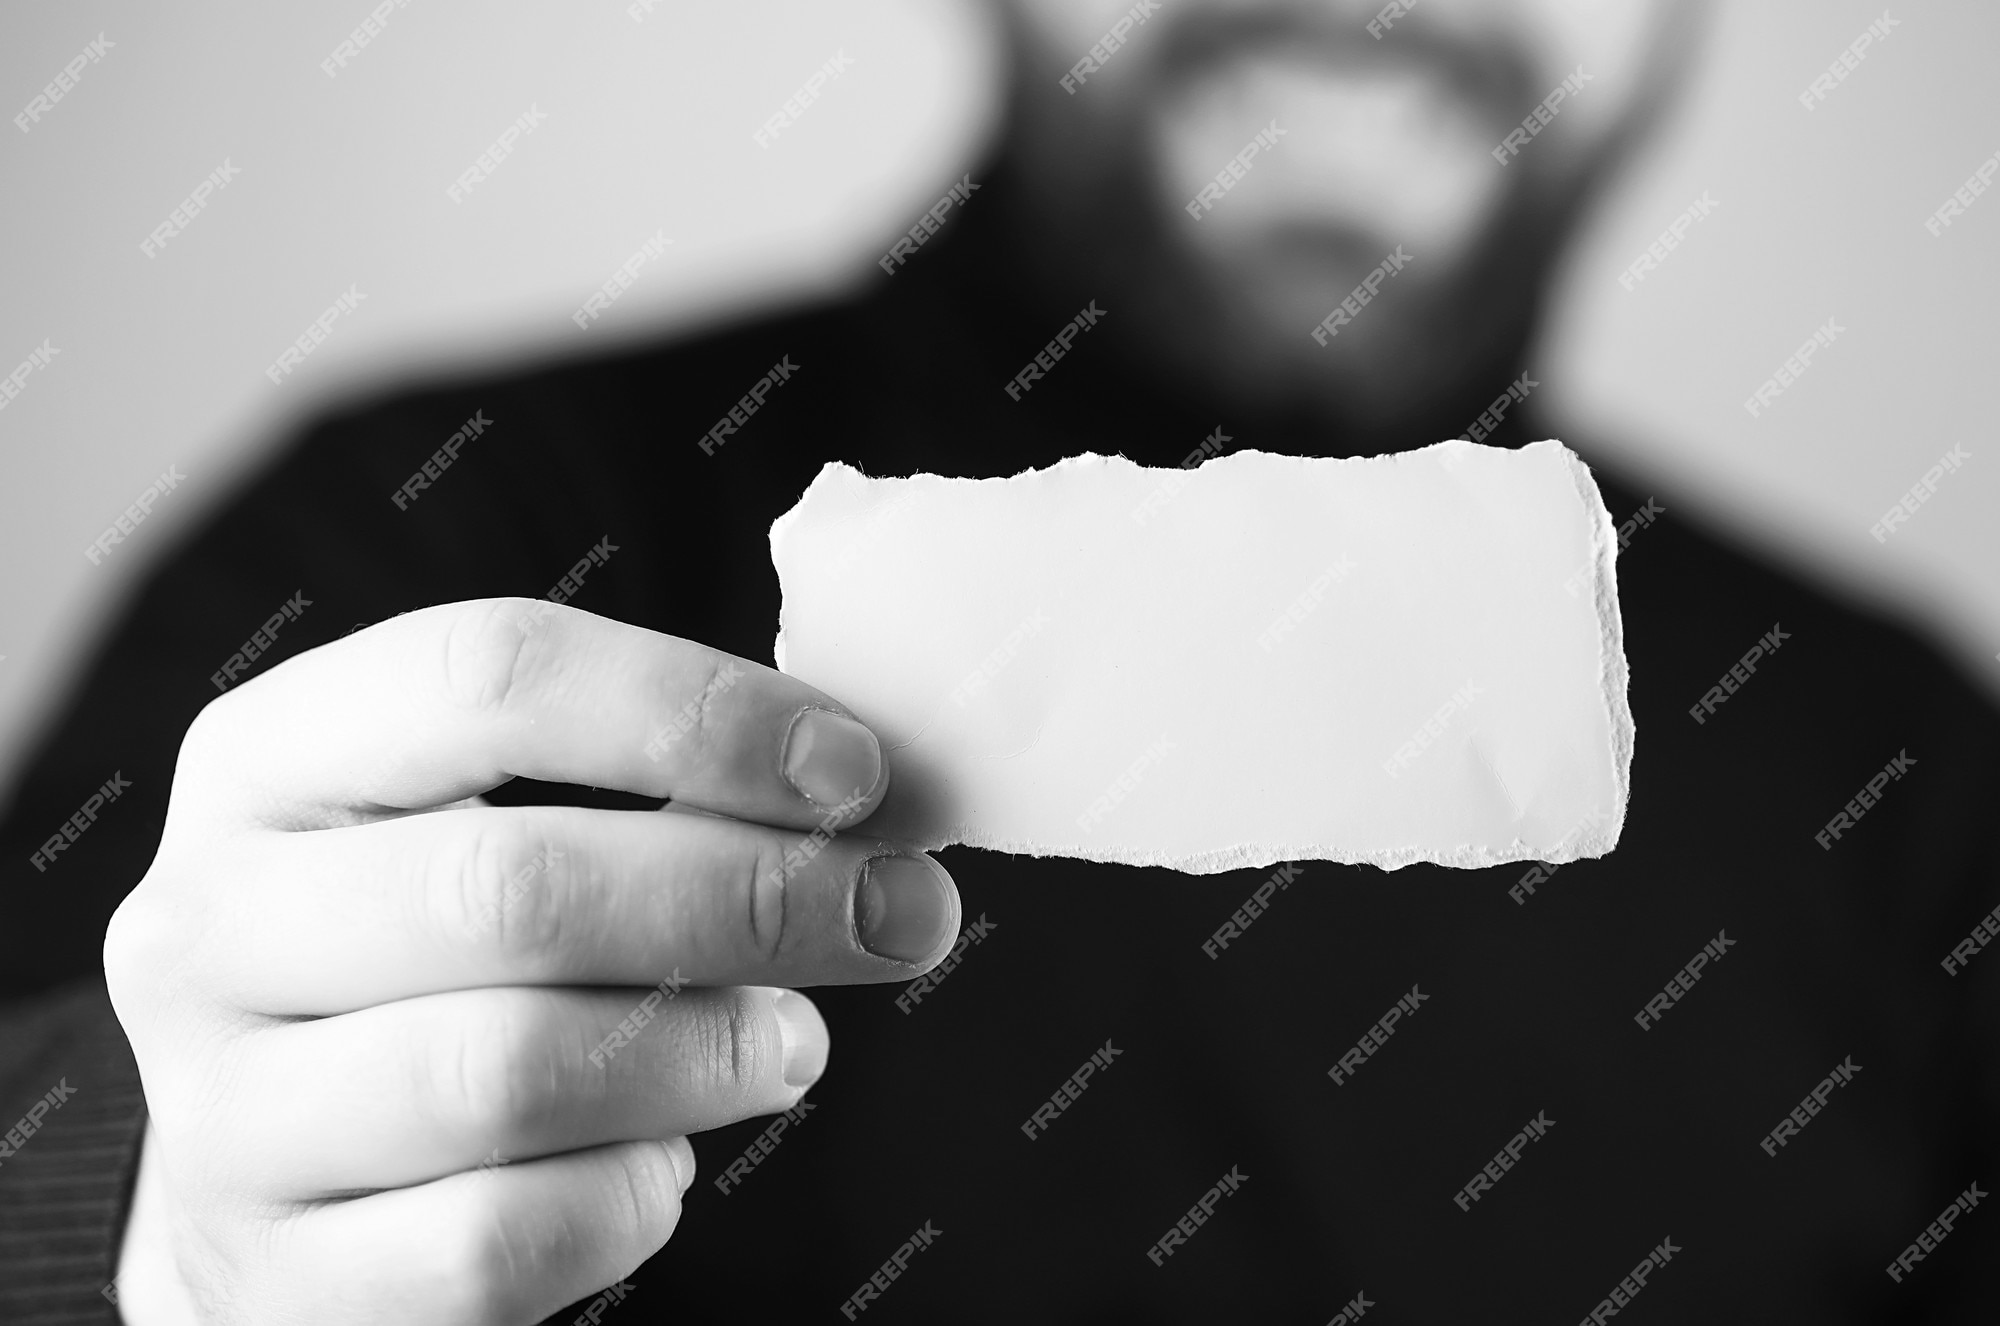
111;1124;204;1326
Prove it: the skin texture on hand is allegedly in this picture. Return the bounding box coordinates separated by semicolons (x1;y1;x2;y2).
104;599;960;1324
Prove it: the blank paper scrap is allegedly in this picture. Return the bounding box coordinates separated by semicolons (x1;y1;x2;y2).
769;440;1633;874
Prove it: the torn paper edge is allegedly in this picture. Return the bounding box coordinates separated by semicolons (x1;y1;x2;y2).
771;439;1635;875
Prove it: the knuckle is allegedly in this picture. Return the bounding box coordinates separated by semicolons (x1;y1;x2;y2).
445;820;568;968
609;1142;684;1251
102;860;215;1025
427;1211;521;1322
681;654;728;760
424;1147;675;1319
688;988;771;1097
650;652;727;776
179;689;239;760
737;836;790;964
100;888;164;1013
432;997;565;1138
437;598;558;715
174;689;254;788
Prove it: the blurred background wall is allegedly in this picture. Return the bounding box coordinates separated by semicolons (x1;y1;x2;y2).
2;0;1994;810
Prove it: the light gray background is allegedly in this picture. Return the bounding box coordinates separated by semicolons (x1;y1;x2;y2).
2;0;1994;809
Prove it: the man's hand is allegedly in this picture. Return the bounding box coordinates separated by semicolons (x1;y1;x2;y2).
102;599;959;1324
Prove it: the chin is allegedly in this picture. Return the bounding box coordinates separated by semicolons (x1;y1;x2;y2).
1143;234;1490;435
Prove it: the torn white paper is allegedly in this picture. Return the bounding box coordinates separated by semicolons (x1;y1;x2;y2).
770;440;1632;874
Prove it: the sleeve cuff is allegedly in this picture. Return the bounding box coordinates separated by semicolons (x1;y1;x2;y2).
0;977;149;1323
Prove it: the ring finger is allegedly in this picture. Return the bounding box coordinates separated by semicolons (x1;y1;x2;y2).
180;982;825;1196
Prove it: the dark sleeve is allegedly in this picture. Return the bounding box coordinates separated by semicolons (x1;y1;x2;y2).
0;979;146;1322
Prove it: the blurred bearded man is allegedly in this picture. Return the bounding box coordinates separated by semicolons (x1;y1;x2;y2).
3;2;1996;1323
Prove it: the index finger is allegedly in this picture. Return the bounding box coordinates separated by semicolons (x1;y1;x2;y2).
181;598;887;833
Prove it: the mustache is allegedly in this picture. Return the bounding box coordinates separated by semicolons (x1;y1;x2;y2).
1147;4;1538;126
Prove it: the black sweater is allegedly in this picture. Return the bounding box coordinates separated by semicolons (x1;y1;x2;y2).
3;193;1997;1324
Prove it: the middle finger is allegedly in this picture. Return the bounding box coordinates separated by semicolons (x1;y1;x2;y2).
211;805;961;1015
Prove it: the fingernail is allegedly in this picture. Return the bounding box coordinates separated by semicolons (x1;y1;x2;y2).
772;989;828;1090
782;708;882;811
664;1136;695;1194
855;856;954;963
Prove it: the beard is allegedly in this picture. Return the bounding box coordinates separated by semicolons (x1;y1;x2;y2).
997;4;1607;450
